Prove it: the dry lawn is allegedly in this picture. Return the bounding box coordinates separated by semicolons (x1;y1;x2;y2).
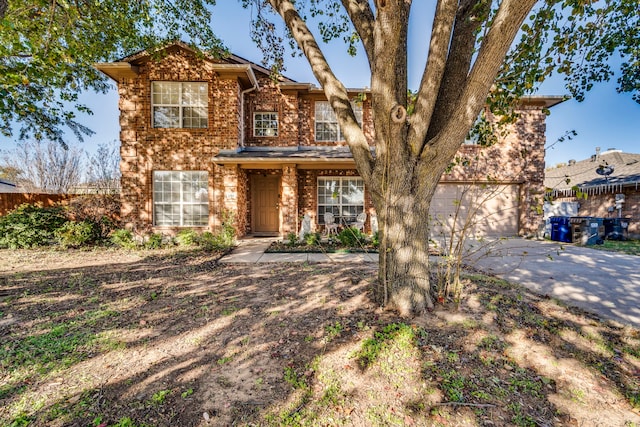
1;248;639;426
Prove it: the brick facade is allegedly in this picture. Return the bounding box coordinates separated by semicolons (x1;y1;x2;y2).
100;43;552;238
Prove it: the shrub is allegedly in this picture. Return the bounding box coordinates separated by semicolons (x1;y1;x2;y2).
286;232;298;247
175;229;199;247
371;231;380;248
304;232;321;246
337;227;366;247
144;233;164;249
54;220;100;248
66;194;120;239
110;229;137;249
0;204;67;249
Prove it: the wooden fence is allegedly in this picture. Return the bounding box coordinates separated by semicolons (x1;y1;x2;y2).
0;193;77;216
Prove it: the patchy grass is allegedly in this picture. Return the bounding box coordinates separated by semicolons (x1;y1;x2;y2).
592;239;640;256
0;248;639;426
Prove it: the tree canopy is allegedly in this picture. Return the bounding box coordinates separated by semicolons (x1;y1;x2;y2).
0;0;223;146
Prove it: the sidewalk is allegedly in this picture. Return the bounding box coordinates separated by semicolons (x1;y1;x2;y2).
219;238;379;263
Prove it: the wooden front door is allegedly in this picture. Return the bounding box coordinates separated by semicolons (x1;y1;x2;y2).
252;175;280;234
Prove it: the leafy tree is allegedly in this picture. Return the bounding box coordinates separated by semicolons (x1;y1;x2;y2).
242;0;638;314
0;0;223;146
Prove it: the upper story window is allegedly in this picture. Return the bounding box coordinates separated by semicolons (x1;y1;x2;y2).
254;112;278;137
315;101;363;142
151;82;208;128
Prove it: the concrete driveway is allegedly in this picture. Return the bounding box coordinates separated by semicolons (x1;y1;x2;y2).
468;238;640;328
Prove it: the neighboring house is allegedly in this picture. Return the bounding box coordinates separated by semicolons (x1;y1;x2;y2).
545;148;640;238
0;179;19;193
95;42;562;238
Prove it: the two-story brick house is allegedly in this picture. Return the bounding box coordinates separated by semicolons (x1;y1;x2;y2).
95;42;562;238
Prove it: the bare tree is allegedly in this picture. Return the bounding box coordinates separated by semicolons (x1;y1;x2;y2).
86;141;121;194
2;141;84;193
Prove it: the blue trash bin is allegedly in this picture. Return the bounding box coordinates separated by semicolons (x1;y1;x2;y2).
549;216;572;243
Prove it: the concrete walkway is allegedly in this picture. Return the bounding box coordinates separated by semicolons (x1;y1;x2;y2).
219;238;379;264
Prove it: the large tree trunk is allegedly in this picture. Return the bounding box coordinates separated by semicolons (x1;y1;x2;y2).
270;0;538;316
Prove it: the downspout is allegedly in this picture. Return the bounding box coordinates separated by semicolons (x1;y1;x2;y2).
240;86;257;149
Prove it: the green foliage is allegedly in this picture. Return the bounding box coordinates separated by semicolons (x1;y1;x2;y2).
337;226;366;247
304;232;321;246
150;389;171;405
55;220;100;248
0;0;224;145
175;229;200;247
352;323;416;369
219;211;236;247
144;233;164;249
283;366;308;390
110;229;136;249
371;231;380;248
286;232;298;247
0;204;67;249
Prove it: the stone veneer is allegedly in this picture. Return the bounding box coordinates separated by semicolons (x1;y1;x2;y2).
110;43;549;237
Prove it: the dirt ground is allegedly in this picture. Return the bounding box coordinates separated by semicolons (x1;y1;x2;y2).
1;248;639;426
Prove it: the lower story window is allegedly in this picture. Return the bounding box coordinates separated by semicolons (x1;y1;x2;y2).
317;177;364;225
153;171;209;226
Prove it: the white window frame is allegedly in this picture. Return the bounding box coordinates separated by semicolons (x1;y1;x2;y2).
153;171;209;226
151;82;208;129
314;101;363;142
317;177;365;225
253;112;279;137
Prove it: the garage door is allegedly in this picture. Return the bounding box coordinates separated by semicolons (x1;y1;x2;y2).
429;183;520;238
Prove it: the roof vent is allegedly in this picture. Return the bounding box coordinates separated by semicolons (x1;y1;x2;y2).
568;159;576;166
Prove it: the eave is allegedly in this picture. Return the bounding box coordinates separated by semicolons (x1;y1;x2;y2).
94;62;140;80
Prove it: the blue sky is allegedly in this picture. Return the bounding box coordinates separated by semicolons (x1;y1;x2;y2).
2;3;638;167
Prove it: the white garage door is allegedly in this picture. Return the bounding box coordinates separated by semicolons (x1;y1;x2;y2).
429;183;520;238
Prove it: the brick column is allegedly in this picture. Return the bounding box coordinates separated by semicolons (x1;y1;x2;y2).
221;165;240;231
281;164;298;235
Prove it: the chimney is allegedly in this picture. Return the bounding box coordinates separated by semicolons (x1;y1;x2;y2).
595;147;601;159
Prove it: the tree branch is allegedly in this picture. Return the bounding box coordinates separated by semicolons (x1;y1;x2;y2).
0;0;7;19
408;0;457;156
423;0;538;161
425;0;488;145
340;0;375;66
268;0;374;182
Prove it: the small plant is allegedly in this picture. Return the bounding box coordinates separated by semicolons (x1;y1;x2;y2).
110;229;137;249
144;233;164;249
55;220;100;248
304;232;321;246
286;232;298;247
175;229;199;246
337;226;366;247
150;389;171;405
283;366;308;390
324;321;344;342
371;230;380;248
181;388;194;399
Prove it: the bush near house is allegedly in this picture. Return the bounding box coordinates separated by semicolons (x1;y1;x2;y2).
0;199;236;252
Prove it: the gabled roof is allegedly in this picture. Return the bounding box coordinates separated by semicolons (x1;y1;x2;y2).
95;41;295;87
545;150;640;196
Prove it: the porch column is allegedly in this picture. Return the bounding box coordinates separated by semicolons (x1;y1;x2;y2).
281;164;298;235
221;164;241;232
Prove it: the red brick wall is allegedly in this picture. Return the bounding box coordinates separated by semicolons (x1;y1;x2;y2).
114;44;548;238
555;189;640;238
443;107;548;235
117;46;241;232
